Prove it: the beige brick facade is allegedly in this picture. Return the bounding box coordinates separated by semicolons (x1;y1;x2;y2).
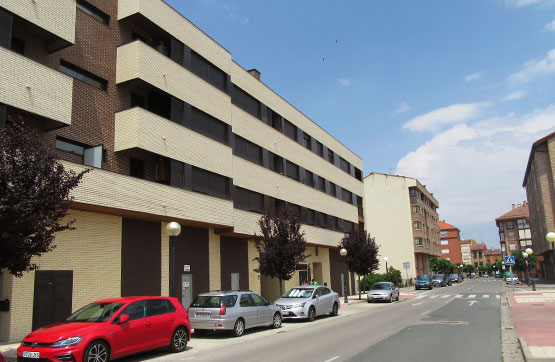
209;230;222;291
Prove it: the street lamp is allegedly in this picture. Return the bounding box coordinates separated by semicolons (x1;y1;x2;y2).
167;221;182;298
384;256;389;278
525;247;535;291
340;248;348;304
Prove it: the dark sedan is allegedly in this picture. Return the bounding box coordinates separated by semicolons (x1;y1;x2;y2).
432;274;451;287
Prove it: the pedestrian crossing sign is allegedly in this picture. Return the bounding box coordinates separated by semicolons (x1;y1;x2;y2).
504;256;515;265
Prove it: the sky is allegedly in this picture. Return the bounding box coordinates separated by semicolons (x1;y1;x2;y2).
166;0;555;248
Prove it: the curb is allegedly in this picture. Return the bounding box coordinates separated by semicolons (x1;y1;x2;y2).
519;337;555;362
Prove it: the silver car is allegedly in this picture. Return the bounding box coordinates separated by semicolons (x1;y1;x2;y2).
274;286;340;322
506;274;520;284
367;282;400;303
189;291;282;337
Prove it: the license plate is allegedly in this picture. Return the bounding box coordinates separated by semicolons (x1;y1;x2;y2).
22;351;40;358
195;312;211;318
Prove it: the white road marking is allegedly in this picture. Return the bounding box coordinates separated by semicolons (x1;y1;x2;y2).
468;294;476;299
324;356;340;362
421;310;431;316
428;295;439;299
415;295;427;299
441;295;451;299
412;301;424;306
496;295;500;299
468;301;478;306
455;294;463;298
482;295;490;298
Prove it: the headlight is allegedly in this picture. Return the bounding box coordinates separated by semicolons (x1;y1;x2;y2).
293;302;306;308
50;337;83;348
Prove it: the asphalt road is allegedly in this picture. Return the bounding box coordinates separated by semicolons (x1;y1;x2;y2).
117;278;503;362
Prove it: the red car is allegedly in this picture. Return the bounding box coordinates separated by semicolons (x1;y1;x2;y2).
17;296;190;362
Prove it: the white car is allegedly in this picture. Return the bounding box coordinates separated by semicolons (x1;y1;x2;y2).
506;274;520;284
367;282;400;303
274;286;340;322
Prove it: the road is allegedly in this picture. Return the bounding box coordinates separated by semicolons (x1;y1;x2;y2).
118;278;504;362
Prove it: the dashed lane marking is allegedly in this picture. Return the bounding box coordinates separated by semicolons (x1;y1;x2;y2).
428;295;439;299
468;294;476;298
455;294;463;298
482;295;490;298
441;295;451;299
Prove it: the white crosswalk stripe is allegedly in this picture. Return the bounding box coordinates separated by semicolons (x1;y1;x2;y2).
455;294;463;298
415;295;426;299
441;295;450;299
482;295;490;298
496;295;500;299
428;295;439;299
468;295;476;298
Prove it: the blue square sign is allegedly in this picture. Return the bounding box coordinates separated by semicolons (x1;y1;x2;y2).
504;256;515;265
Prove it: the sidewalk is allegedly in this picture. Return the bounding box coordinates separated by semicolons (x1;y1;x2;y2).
508;279;555;361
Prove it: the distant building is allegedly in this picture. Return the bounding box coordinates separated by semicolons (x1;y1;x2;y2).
485;248;503;265
471;242;488;266
438;220;462;265
495;203;532;254
363;173;441;279
523;131;555;281
460;239;477;265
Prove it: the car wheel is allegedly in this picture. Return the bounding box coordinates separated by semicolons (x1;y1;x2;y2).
307;306;316;322
331;302;339;316
396;293;400;301
272;312;282;329
83;340;109;362
169;327;188;353
389;294;393;303
232;318;245;337
367;299;372;303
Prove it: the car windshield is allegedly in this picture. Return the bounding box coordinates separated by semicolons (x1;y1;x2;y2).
450;274;458;277
190;296;223;308
432;275;443;280
282;288;314;298
417;274;430;280
370;283;391;290
65;302;124;323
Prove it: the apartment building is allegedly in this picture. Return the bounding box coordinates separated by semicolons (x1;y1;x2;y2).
471;242;488;266
523;131;555;280
438;220;462;265
485;248;503;265
460;239;477;265
0;0;364;341
495;202;532;254
363;173;440;279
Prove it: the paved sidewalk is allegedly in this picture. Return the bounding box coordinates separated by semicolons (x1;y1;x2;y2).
508;280;555;361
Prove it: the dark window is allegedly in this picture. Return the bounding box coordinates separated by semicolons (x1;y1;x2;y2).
222;295;238;307
319;213;328;228
76;0;110;25
302;133;311;149
147;299;171;316
269;152;284;174
234;187;263;213
329;182;337;197
306;209;316;225
316;141;324;157
305;170;314;187
231;85;260;119
130;158;145;179
11;36;24;55
56;138;84;156
271;110;282;132
60;60;107;90
328;149;334;164
248;191;264;213
235;135;262;165
192;167;229;199
191;51;227;92
344;221;354;233
121;301;146;321
191;108;228;144
286;161;299;181
355;168;362;181
317;176;326;192
147;92;170;119
170;160;184;188
339;157;350;174
131;92;146;108
131;31;146;42
287;203;301;217
274;199;286;213
239;294;251;307
342;188;353;203
283;120;297;140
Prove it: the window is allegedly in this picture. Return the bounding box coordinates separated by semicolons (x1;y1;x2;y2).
328;149;334;164
268;108;282;132
283;119;297;140
306;209;316;225
60;60;107;90
286;161;299;181
415;237;423;246
329;182;337;197
286;203;301;217
517;218;529;228
441;249;449;254
317;176;325;192
250;294;267;307
130;158;145;179
305;170;314;187
355;167;362;181
413;221;422;230
319;213;328;228
192;167;229;199
508;231;515;240
235;135;262;165
191;108;228;144
339;157;350;173
191;51;227;92
11;37;24;55
441;239;448;245
232;85;260;118
499;232;505;241
121;301;146;321
519;229;531;239
234;187;264;213
341;188;353;203
410;189;419;198
498;224;504;232
131;92;146;108
316;141;324;157
302;133;312;149
440;231;448;237
77;0;109;25
344;221;354;233
506;223;514;230
56;138;84;155
146;299;175;316
268;152;284;174
412;205;420;214
239;294;251;307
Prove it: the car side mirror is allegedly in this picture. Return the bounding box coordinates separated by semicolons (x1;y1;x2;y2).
313;295;317;299
118;314;130;324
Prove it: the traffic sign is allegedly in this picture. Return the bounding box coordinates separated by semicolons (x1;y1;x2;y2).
504;256;515;265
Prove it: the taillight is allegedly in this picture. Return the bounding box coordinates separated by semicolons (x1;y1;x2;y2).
219;305;226;316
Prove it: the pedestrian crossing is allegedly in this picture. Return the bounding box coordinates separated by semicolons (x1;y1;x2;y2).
412;293;500;300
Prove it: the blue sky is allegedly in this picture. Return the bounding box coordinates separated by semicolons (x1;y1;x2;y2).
167;0;555;248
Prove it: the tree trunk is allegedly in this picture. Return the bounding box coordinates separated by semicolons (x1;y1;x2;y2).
358;274;361;300
279;278;283;296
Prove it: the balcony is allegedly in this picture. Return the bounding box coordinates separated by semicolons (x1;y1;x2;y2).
0;47;73;128
114;107;232;177
116;40;231;124
0;0;75;51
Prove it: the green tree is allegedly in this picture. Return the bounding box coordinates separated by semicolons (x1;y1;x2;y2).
462;264;475;274
386;266;403;287
339;230;380;299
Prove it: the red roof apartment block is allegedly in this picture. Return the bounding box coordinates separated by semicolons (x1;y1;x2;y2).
438;220;463;265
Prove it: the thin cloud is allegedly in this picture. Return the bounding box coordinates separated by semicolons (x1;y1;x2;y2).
544;20;555;32
201;0;249;23
402;102;492;133
465;72;484;82
338;78;351;86
505;0;555;7
393;102;410;114
507;49;555;85
502;91;526;101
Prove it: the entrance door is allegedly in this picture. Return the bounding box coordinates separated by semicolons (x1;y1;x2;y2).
231;273;240;290
181;274;193;309
32;270;73;331
299;270;308;285
313;262;323;284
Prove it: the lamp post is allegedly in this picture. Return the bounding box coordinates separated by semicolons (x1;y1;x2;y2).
340;248;348;304
525;247;535;291
384;256;389;279
166;221;182;298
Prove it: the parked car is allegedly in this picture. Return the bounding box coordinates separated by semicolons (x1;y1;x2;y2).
0;351;5;362
274;285;340;322
432;274;451;287
367;282;400;303
189;291;281;337
506;274;520;284
449;274;462;283
415;274;433;290
17;296;190;362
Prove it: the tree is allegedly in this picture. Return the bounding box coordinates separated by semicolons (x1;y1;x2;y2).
1;117;87;277
429;256;441;273
462;264;475;274
339;230;379;299
429;257;455;274
254;208;308;295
